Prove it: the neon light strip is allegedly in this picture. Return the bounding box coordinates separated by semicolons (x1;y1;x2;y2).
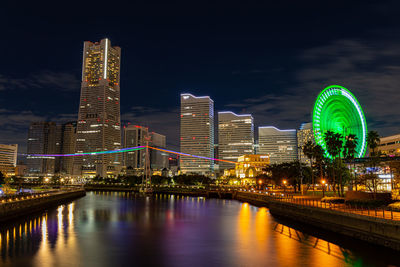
22;145;237;163
218;111;253;117
259;126;296;132
104;38;108;79
148;146;236;164
25;146;146;157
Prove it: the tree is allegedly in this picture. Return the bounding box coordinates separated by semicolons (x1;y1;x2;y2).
367;130;380;157
324;131;344;195
343;134;358;191
313;144;325;182
365;130;381;198
0;171;5;185
303;141;316;193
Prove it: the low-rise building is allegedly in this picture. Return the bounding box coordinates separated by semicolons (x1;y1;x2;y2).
234;154;269;185
377;134;400;157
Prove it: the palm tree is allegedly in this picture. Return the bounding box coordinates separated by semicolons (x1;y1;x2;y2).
367;130;380;157
324;131;344;195
313;144;325;183
303;141;315;193
344;134;358;191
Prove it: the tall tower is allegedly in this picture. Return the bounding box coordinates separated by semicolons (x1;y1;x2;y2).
180;93;214;176
74;38;122;178
218;111;254;171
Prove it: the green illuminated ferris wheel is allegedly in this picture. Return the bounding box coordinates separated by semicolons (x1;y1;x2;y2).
312;85;367;159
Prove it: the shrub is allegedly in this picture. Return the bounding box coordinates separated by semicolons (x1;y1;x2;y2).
321;197;345;203
388;202;400;211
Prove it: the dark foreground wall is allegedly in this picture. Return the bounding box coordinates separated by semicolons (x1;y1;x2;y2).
234;191;400;251
0;189;86;222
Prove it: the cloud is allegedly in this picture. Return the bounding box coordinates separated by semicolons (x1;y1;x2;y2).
0;70;80;92
0;109;77;155
223;39;400;137
122;107;179;149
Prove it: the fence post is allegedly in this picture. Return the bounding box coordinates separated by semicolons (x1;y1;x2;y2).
391;208;393;220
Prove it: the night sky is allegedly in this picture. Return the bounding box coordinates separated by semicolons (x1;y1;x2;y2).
1;2;400;154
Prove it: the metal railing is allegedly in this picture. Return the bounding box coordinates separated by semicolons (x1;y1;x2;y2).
239;190;400;221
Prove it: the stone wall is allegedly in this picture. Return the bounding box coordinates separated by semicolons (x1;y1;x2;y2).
0;189;86;222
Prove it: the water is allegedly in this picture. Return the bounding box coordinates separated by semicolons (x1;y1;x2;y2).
0;191;399;267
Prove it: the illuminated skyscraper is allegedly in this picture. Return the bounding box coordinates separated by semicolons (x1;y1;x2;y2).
56;122;77;176
297;122;314;165
218;111;254;171
258;126;297;164
123;125;148;170
180;93;214;175
74;38;122;178
27;122;57;177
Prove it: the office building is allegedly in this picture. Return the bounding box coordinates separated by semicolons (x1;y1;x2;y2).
297;122;314;165
180;93;214;176
27;122;57;177
74;38;122;178
57;122;77;176
218;111;254;171
123;125;148;171
149;132;168;170
123;125;168;172
258;126;297;164
378;134;400;156
0;144;18;177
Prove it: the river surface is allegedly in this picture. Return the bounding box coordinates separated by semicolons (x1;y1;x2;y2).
0;191;399;267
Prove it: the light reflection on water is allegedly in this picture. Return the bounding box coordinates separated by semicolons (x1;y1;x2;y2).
0;192;399;267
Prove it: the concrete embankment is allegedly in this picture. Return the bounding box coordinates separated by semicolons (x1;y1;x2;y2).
235;191;400;251
0;189;86;222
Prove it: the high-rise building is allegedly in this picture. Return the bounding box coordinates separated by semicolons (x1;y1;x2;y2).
149;132;168;170
297;122;314;165
123;125;148;170
0;144;18;177
74;38;122;178
123;126;168;172
180;93;214;176
258;126;297;164
27;122;57;177
57;122;77;176
218;111;254;171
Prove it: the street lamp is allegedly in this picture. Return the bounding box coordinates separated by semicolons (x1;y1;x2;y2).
282;179;287;193
321;179;326;197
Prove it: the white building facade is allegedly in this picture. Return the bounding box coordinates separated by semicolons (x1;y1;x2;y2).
258;126;298;164
180;93;214;176
218;111;254;171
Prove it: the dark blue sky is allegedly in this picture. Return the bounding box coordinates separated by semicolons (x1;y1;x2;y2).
1;2;400;152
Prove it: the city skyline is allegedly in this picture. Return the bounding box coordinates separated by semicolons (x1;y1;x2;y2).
2;3;400;154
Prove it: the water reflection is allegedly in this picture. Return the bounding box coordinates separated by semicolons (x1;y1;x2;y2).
0;192;399;267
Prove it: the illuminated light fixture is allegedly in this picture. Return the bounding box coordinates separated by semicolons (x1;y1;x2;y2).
312;85;367;159
104;38;108;79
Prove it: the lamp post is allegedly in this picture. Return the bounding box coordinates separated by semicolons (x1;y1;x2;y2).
283;179;287;193
321;179;326;197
